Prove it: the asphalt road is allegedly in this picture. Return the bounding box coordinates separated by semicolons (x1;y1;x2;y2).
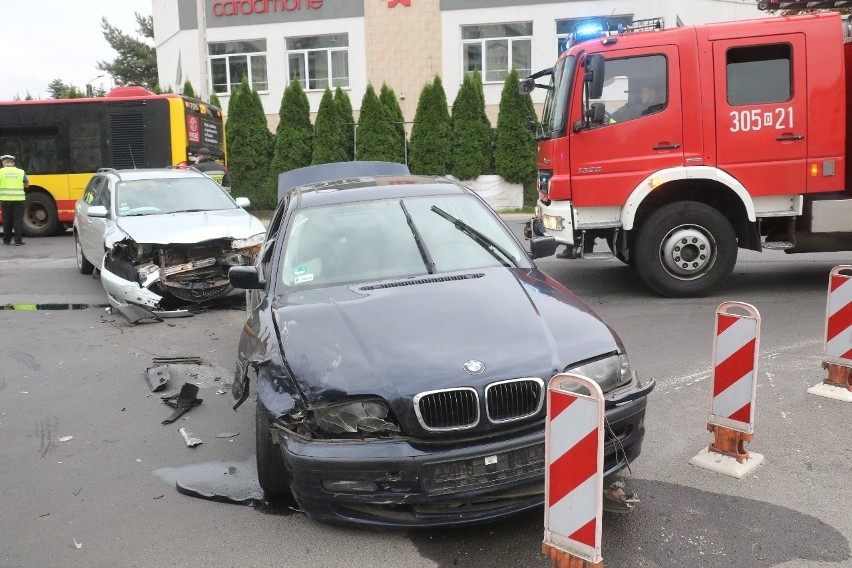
0;226;850;568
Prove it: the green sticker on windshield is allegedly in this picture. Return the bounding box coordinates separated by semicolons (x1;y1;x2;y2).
294;263;308;276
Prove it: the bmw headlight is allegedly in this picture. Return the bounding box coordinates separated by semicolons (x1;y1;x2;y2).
565;353;634;394
311;399;401;436
232;233;265;249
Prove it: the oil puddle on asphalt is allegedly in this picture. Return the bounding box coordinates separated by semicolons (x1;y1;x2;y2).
0;303;108;311
152;457;299;516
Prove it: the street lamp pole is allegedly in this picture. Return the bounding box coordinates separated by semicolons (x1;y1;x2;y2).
86;74;104;97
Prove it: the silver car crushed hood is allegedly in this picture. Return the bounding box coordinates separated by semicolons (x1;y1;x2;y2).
111;209;265;245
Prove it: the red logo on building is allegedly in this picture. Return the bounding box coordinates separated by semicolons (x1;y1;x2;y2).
388;0;411;6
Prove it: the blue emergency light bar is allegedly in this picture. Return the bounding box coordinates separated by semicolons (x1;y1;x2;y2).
569;18;608;46
565;16;665;51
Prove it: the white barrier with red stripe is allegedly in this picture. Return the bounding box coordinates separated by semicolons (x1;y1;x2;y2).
709;302;761;434
543;373;604;565
810;265;852;402
824;265;852;365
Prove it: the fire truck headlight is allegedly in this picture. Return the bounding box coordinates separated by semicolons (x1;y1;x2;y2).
541;214;564;232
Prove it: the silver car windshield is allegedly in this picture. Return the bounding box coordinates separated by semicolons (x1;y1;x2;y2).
116;177;237;217
281;194;529;288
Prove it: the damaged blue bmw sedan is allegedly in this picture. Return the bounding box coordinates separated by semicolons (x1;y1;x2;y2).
228;162;654;528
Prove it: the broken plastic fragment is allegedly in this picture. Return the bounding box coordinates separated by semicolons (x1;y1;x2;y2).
59;436;73;442
602;480;640;513
161;383;203;424
215;432;239;439
179;428;203;447
146;366;171;392
73;538;82;549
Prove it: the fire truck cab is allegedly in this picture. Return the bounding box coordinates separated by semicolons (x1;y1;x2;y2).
524;13;852;297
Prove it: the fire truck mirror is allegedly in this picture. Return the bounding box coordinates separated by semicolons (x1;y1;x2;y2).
585;103;607;125
518;77;535;95
584;54;605;99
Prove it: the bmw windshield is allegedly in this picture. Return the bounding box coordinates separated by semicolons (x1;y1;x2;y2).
280;194;531;289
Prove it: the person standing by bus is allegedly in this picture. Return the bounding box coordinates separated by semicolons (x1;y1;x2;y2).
192;147;230;190
0;154;28;246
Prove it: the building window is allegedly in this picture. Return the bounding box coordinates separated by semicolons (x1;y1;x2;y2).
556;16;633;55
726;44;791;105
461;23;532;82
209;40;268;94
286;34;349;91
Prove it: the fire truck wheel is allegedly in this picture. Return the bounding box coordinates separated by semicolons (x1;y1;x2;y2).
23;192;59;237
634;202;737;297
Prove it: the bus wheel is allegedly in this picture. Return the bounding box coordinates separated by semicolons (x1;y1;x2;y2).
23;192;59;237
633;202;737;297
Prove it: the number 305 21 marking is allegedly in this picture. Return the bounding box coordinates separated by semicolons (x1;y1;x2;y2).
729;107;793;132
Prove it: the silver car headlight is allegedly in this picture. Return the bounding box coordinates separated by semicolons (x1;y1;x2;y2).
565;353;634;394
232;233;265;249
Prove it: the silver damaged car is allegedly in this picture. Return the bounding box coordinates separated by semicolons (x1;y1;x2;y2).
73;168;266;315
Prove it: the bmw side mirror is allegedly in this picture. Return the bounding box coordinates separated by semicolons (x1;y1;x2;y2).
229;266;263;289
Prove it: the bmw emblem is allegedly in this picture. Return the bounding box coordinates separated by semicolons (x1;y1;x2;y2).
463;359;485;375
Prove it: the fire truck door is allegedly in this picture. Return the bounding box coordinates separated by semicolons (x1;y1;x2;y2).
569;46;683;208
713;35;806;197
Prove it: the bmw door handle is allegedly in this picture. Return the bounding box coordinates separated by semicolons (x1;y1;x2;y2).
776;134;804;141
652;143;681;151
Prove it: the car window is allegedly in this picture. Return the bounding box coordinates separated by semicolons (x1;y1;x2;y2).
280;194;528;288
115;176;238;216
83;176;106;205
93;183;111;209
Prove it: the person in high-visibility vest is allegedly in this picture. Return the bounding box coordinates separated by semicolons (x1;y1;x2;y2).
0;154;29;246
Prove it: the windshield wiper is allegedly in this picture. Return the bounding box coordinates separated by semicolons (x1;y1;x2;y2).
430;206;518;267
168;209;207;214
399;200;436;274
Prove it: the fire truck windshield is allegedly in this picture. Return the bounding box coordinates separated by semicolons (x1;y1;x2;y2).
540;55;575;138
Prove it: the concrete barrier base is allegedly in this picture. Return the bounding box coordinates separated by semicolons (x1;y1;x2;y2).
688;448;764;479
807;382;852;402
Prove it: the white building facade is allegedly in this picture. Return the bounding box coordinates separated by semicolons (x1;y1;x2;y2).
151;0;768;126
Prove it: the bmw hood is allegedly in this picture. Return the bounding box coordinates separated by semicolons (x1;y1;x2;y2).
272;268;621;405
113;209;265;245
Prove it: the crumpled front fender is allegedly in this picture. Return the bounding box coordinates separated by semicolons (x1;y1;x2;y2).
100;262;163;309
231;297;304;416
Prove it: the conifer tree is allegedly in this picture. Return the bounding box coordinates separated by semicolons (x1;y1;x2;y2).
409;76;451;175
225;88;240;152
334;87;355;161
226;78;275;208
182;80;196;98
210;92;222;109
270;79;313;178
494;68;538;205
312;87;347;164
379;83;406;163
451;71;492;180
356;84;401;162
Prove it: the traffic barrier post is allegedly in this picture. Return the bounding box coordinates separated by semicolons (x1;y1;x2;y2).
689;302;765;478
810;265;852;402
543;373;605;568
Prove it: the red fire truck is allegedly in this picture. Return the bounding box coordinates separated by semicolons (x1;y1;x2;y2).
522;12;852;297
